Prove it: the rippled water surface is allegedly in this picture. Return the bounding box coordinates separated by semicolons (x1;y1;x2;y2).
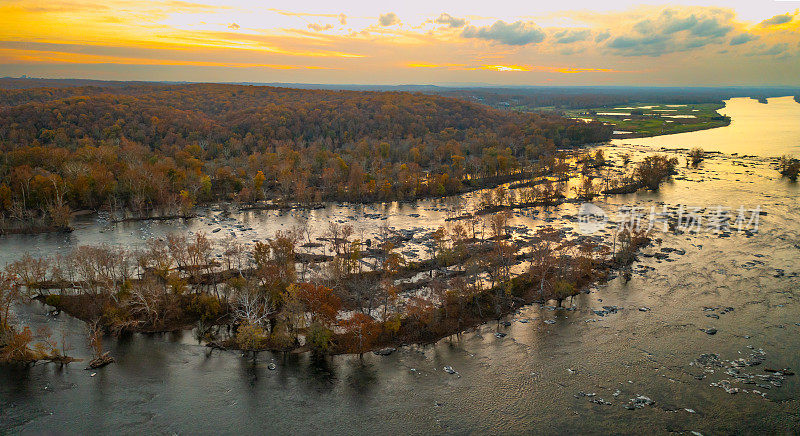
1;100;799;434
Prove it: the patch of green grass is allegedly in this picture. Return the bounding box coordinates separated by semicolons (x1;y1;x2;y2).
562;102;730;137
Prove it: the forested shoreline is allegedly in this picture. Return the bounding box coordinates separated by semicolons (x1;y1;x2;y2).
1;147;679;362
0;78;696;363
2;213;650;360
0;83;610;233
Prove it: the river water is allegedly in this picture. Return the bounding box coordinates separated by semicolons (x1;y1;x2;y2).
1;98;799;434
613;96;800;157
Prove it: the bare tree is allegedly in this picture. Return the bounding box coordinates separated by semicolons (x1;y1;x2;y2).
234;289;273;327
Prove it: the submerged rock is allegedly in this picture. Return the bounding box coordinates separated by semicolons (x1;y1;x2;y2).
710;380;739;394
694;353;723;368
373;347;397;356
624;395;655;410
593;306;621;317
590;398;612;406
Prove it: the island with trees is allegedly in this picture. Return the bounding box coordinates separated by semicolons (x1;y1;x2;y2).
2;146;679;362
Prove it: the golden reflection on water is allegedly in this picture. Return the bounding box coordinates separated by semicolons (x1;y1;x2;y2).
613;96;800;157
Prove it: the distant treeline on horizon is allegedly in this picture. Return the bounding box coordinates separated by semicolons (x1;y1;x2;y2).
2;77;799;110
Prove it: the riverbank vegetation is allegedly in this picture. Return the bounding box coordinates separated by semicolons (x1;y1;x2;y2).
474;152;678;212
2;148;676;358
689;148;705;167
0;272;77;365
5;215;651;357
0;83;610;233
778;156;800;181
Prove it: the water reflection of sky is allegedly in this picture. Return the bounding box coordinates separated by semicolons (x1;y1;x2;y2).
613;96;800;157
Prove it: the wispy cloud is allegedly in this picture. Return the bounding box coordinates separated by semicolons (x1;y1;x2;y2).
407;62;633;74
308;23;334;32
759;13;794;27
0;2;797;85
553;29;592;44
0;47;336;69
434;13;466;28
730;33;757;45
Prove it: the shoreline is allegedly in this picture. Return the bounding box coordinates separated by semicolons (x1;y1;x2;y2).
34;231;650;357
0;167;561;236
3;147;692;358
0;225;73;236
610;117;731;139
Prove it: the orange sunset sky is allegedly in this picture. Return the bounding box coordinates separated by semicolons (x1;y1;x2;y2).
1;0;798;85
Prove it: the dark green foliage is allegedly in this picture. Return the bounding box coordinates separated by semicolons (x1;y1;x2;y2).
634;155;678;190
188;294;225;324
44;294;62;307
779;156;800;181
306;322;333;354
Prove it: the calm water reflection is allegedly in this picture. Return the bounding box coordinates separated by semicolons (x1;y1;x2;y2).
614;96;800;156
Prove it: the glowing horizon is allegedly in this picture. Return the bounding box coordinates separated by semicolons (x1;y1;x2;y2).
0;0;798;85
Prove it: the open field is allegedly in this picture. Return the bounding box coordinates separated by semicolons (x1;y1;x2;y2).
564;102;731;138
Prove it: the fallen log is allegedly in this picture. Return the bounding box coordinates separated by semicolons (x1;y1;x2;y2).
85;352;115;370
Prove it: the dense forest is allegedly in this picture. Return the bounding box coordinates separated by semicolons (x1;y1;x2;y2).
0;82;610;232
0;78;137;90
5;77;798;109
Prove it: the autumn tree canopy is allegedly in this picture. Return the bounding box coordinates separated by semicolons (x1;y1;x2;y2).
0;83;611;230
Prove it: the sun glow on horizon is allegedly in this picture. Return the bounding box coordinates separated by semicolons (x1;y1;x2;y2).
0;0;797;85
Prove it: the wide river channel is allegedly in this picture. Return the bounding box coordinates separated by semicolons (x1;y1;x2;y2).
1;97;799;434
